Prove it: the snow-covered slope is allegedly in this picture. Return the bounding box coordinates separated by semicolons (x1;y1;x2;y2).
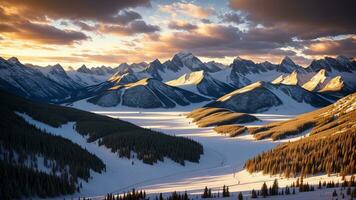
205;61;225;71
66;65;113;86
166;71;235;98
210;56;308;89
301;69;329;91
172;51;220;72
32;63;82;90
205;81;331;114
272;70;312;86
116;62;147;75
0;57;72;102
87;78;209;108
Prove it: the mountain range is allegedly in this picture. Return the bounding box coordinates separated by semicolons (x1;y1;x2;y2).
0;52;355;111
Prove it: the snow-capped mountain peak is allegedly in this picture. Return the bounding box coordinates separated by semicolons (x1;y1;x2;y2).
176;51;193;59
77;64;92;74
279;56;302;73
7;57;21;65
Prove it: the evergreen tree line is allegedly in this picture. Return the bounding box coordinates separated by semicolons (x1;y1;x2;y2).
153;191;189;200
99;177;356;200
105;189;147;200
0;161;76;200
245;130;355;177
0;102;105;199
201;185;230;198
0;107;106;181
1;90;204;166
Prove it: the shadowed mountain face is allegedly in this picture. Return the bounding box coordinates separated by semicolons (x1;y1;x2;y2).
0;57;74;102
205;81;331;113
88;78;209;108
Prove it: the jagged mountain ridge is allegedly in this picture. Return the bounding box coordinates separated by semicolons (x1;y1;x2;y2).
205;81;331;113
166;70;235;98
0;57;74;102
88;78;209;108
0;53;355;108
31;64;82;90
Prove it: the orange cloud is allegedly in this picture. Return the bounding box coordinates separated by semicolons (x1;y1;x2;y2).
159;3;214;19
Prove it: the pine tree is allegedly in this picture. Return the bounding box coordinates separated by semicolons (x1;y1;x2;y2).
261;182;268;197
272;179;278;195
238;192;243;200
332;189;337;197
251;189;257;198
202;187;208;198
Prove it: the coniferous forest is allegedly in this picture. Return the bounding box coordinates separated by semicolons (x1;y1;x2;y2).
245;128;355;177
0;91;204;199
0;91;203;165
245;95;356;177
0;94;106;199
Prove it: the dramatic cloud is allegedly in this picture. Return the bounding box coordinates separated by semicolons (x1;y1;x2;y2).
304;37;356;57
0;23;18;32
201;19;212;24
102;20;160;36
1;21;89;44
168;20;197;31
160;3;214;19
219;12;245;25
229;0;356;39
107;10;142;25
0;0;149;23
142;24;295;59
15;21;89;44
73;21;96;31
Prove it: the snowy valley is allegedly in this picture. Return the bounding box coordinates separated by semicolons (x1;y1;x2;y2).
0;53;355;200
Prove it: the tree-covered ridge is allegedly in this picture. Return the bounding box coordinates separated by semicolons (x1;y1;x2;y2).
245;93;356;177
0;106;105;181
245;130;355;177
0;90;203;165
248;92;356;140
0;161;76;199
187;107;258;128
0;99;105;199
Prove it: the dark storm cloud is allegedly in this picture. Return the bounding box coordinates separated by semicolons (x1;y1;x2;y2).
19;21;89;44
159;24;296;58
168;21;197;31
219;12;245;25
0;20;89;45
229;0;356;39
200;19;212;24
244;27;293;44
73;21;96;31
110;10;142;25
103;20;160;36
1;0;150;24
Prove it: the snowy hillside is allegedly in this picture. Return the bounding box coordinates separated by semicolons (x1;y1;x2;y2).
166;71;235;98
88;78;209;108
205;81;331;114
66;65;115;86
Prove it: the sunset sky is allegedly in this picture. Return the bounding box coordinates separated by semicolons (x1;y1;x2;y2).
0;0;354;68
